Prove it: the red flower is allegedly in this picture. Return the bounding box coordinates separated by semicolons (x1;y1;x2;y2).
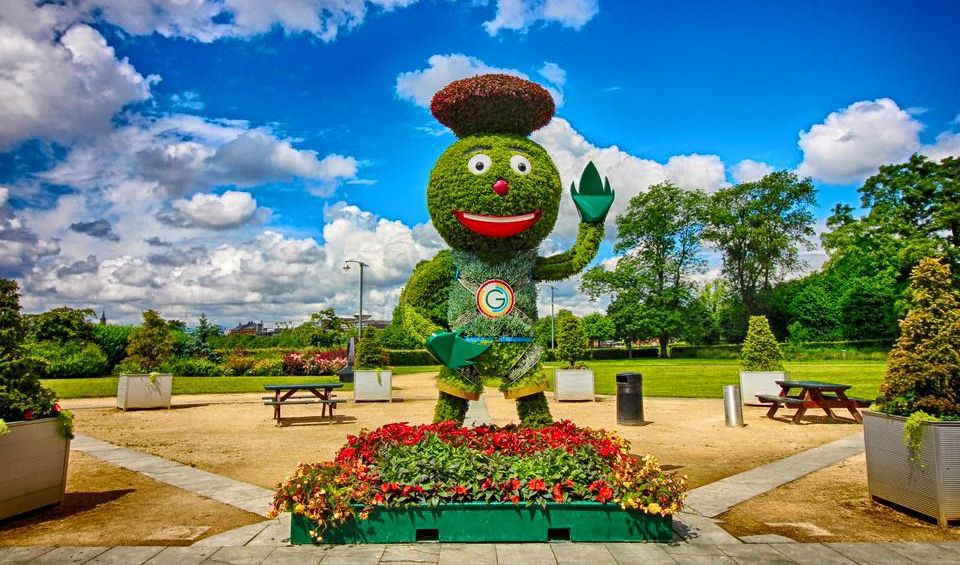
23;409;33;420
53;403;61;413
452;485;468;496
509;478;521;491
552;483;564;502
526;478;546;492
373;493;385;504
596;486;614;503
480;478;493;491
401;485;412;497
380;483;391;494
510;495;520;504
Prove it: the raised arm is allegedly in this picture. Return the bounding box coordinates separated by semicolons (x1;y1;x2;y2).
533;162;614;281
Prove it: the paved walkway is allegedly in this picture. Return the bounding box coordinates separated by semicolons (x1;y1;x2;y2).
3;541;960;564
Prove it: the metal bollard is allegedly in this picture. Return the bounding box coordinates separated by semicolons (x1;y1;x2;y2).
723;384;744;427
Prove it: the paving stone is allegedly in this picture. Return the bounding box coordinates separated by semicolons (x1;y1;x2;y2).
825;543;917;565
769;544;857;565
551;543;616;565
380;544;440;563
880;542;954;564
144;547;221;565
203;546;275;565
192;522;271;546
245;523;290;546
232;496;275;516
604;543;677;565
24;547;109;564
496;543;557;565
672;513;741;545
259;545;325;565
86;546;164;564
437;544;496;565
740;534;796;544
668;554;735;565
0;547;54;565
318;544;384;565
718;544;797;564
663;543;726;556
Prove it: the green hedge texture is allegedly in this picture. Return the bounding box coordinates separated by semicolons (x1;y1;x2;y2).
589;347;660;360
386;349;438;366
740;316;785;371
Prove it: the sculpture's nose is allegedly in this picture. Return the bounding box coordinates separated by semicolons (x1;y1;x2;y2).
492;178;509;196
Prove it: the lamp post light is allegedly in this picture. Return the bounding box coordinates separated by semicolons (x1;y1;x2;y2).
545;285;557;350
343;260;370;338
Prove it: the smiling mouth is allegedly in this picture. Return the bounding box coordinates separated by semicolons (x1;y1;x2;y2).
453;210;542;238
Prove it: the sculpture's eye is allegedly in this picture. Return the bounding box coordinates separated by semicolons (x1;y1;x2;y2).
468;154;492;175
510;155;532;175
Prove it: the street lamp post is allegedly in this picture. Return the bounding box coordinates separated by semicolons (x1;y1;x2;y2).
545;285;556;350
343;260;370;338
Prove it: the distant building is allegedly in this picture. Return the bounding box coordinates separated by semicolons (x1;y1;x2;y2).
227;320;281;337
99;311;107;325
338;313;390;331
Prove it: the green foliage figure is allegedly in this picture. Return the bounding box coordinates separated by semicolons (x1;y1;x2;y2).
355;326;386;370
556;310;588;369
879;258;960;417
393;75;612;426
740;315;785;371
125;309;174;371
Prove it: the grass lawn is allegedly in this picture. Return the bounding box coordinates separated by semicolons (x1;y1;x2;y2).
43;375;347;399
43;358;887;400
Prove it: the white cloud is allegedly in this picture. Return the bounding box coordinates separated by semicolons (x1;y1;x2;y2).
731;159;775;183
483;0;599;35
0;8;155;149
921;131;960;162
169;191;268;229
0;186;60;277
538;62;567;86
396;54;564;109
796;98;922;184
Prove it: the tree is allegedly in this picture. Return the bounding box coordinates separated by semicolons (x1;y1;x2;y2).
190;313;221;360
581;312;614;347
785;279;842;342
879;258;960;417
606;294;646;358
355;326;385;369
26;307;95;344
582;182;707;357
555;310;588;368
125;310;174;371
0;279;56;421
740;316;785;371
704;170;816;318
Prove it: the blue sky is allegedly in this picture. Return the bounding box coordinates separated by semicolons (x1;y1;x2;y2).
0;0;958;326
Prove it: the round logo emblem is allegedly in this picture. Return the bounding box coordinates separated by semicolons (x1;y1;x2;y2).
476;279;515;318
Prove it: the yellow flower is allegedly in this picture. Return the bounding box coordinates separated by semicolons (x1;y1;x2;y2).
646;502;661;514
294;503;306;514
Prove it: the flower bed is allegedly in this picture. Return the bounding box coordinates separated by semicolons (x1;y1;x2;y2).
271;421;686;542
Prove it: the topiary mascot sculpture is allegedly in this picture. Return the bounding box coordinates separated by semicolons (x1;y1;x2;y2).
393;74;613;427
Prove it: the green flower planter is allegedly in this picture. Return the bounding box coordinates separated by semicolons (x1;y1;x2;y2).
290;501;673;544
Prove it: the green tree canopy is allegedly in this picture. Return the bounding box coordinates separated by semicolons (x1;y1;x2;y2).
704;171;816;325
581;312;614;346
25;307;95;344
582;182;707;357
0;279;56;421
555;310;588;368
125;310;174;371
879;257;960;417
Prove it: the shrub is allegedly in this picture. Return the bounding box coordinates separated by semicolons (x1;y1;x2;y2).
248;358;284;376
739;316;784;371
878;258;960;417
355;327;385;370
386;349;438;366
92;324;135;371
125;310;174;370
588;347;659;360
161;357;223;377
32;342;108;379
226;348;256;376
282;349;347;375
555;311;588;369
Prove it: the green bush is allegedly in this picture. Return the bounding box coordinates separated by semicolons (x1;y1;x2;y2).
161;357;224;377
669;344;742;358
38;342;108;379
386;349;437;366
588;347;659;360
555;311;588;369
125;310;174;370
740;316;785;371
355;327;386;369
92;324;135;371
226;349;256;376
248;358;284;376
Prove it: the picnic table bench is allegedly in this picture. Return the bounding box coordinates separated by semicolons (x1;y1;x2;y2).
756;380;872;424
263;382;345;425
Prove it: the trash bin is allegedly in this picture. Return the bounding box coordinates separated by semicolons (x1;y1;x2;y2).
723;384;744;427
616;372;644;425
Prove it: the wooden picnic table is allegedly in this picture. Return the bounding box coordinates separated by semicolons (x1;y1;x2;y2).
263;382;345;425
756;380;872;424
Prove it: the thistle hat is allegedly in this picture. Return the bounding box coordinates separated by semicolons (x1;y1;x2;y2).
430;74;555;138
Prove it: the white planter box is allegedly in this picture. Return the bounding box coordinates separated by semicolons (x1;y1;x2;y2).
117;373;173;410
354;370;392;402
739;371;790;406
864;411;960;527
0;418;70;520
554;369;595;401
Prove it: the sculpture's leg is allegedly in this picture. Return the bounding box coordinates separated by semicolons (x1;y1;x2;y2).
434;391;470;424
516;392;552;427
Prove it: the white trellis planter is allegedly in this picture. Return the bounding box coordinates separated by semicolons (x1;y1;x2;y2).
354;370;392;402
739;371;790;406
864;411;960;527
554;369;595;401
0;418;70;520
117;373;173;410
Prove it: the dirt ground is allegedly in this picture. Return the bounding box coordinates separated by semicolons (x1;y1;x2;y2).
719;453;960;542
0;452;263;546
69;373;861;490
